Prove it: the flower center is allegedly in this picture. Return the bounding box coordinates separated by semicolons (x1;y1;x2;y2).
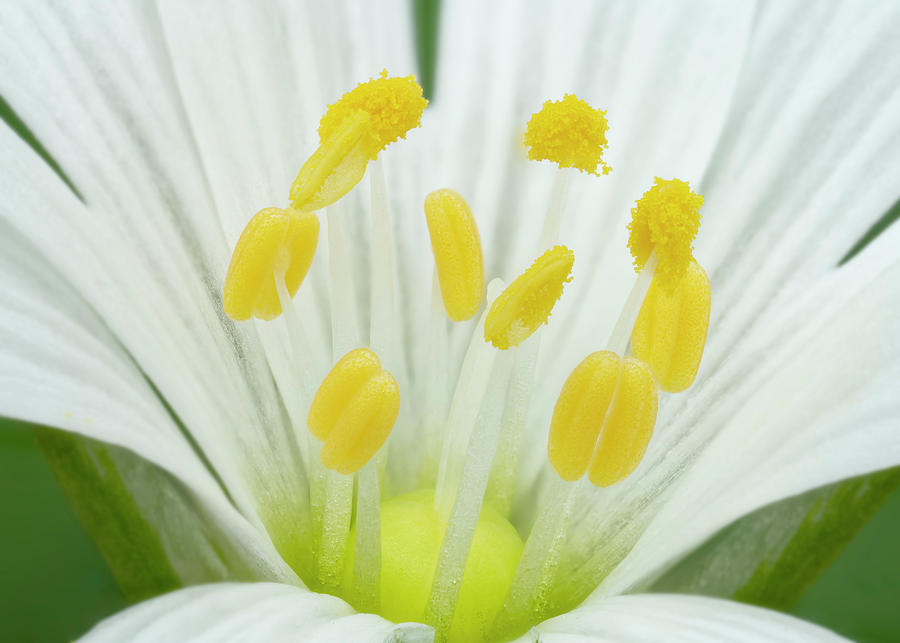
345;490;523;643
221;73;712;642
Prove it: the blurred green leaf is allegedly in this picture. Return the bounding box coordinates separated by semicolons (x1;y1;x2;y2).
35;427;182;602
0;421;125;642
651;467;900;639
791;484;900;642
413;0;440;100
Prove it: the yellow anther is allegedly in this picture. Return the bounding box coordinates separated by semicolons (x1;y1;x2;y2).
308;348;401;474
548;351;620;481
627;177;704;287
290;110;375;212
290;71;427;212
223;207;319;321
548;353;657;487
484;245;574;350
524;94;612;176
588;356;657;487
424;189;485;322
631;259;710;393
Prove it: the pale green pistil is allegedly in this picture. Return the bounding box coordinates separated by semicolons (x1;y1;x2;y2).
343;490;523;642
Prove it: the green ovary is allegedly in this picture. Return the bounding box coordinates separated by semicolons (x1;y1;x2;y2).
343;489;524;642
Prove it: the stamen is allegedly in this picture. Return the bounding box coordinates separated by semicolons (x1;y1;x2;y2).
587;356;658;487
484;245;575;350
420;271;450;484
290;71;427;212
314;201;362;590
605;252;659;356
290;111;375;211
273;272;317;404
490;475;581;640
425;352;515;640
497;354;656;638
319;71;427;152
485;336;540;515
319;471;353;591
547;350;658;487
223;207;319;321
352;460;382;612
327;203;361;356
368;158;396;359
308;348;400;473
627;177;703;288
273;271;320;479
309;347;400;592
524;94;612;176
424;189;485;322
537;169;571;250
352;157;396;612
631;259;711;393
547;350;620;481
435;279;505;514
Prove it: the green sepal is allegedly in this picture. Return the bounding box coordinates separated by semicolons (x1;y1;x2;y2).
34;426;182;602
650;466;900;609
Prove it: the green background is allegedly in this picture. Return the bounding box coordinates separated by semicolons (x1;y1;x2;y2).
2;1;899;640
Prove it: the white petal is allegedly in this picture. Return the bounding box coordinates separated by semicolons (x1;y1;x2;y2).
0;197;296;585
520;593;845;642
0;1;372;571
80;582;434;643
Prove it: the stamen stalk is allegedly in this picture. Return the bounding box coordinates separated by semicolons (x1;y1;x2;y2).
352;460;381;612
327;202;361;357
349;156;393;611
434;279;505;514
424;352;515;639
487;165;568;513
368;157;394;361
317;203;361;591
606;252;658;354
538;169;570;250
274;272;327;533
421;271;450;485
486;334;540;515
274;272;317;409
317;468;354;591
491;476;582;638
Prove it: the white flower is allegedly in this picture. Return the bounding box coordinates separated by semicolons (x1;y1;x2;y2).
1;0;899;641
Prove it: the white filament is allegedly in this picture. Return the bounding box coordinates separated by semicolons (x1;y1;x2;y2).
434;278;505;515
425;351;515;636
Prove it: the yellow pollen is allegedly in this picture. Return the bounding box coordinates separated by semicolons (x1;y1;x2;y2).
290;71;427;212
319;70;427;155
548;351;658;486
223;207;319;322
308;348;401;474
631;259;711;393
424;189;485;322
524;94;612;176
484;245;574;350
627;177;704;287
